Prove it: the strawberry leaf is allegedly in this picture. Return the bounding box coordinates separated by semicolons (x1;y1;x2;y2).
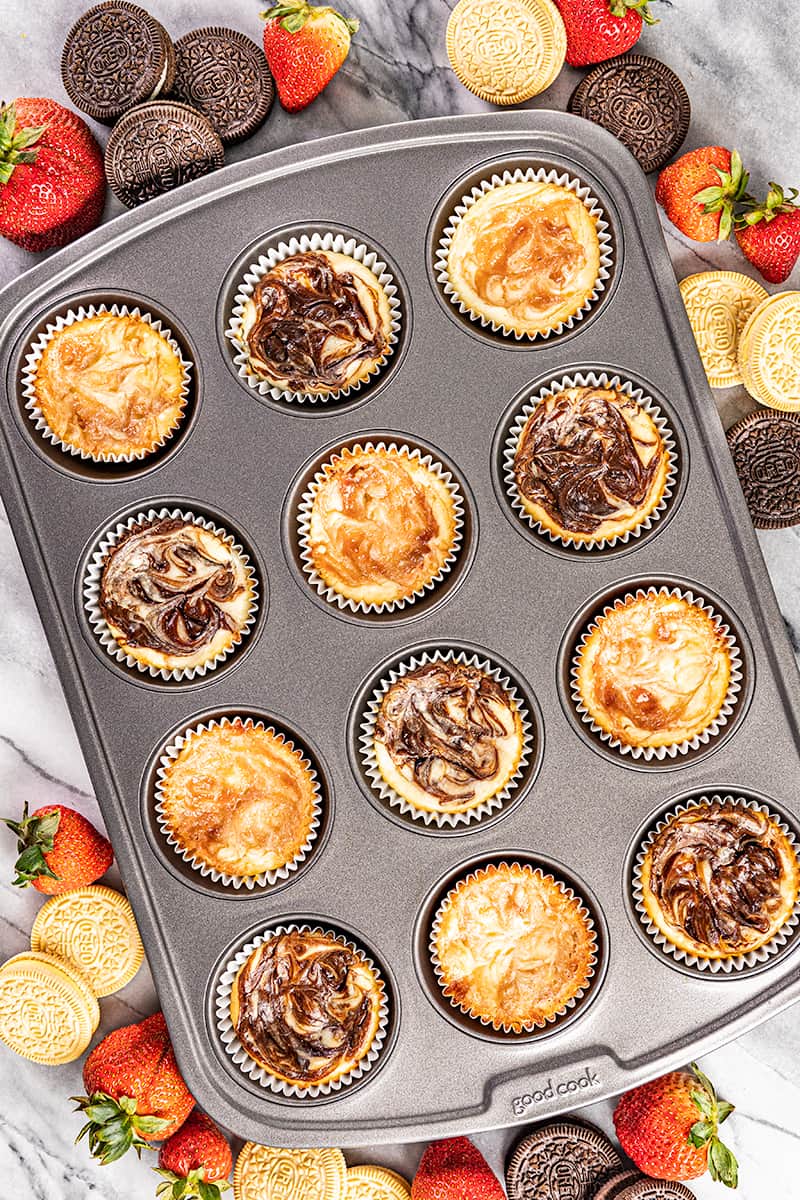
717;1100;735;1124
691;1087;714;1119
688;1119;714;1147
708;1137;739;1188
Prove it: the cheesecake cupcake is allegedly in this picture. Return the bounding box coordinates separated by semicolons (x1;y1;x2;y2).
229;233;401;402
23;306;189;461
637;798;800;965
300;443;461;611
156;718;320;886
510;381;673;546
86;509;257;679
574;589;739;756
224;927;387;1092
439;169;611;339
372;659;525;817
431;863;597;1032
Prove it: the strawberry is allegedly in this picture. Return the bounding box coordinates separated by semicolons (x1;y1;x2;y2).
735;182;800;283
0;98;105;252
555;0;657;67
73;1012;195;1164
411;1136;504;1200
3;802;113;894
155;1111;232;1200
260;2;359;113
656;147;750;242
613;1062;738;1188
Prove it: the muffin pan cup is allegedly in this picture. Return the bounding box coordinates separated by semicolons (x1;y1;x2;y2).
1;113;800;1147
82;506;259;682
630;792;800;975
22;302;192;463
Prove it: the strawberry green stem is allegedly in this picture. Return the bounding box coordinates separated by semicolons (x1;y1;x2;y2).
2;802;60;887
0;103;46;187
608;0;659;25
154;1166;231;1200
260;2;359;35
73;1092;172;1165
687;1062;739;1189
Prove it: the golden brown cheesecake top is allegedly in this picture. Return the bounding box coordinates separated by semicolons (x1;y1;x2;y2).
231;931;383;1085
643;802;800;957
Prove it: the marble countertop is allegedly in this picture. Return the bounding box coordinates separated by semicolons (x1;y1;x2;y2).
1;1;799;1196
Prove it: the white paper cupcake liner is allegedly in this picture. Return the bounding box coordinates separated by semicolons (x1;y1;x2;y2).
83;506;259;681
436;166;614;341
632;794;800;973
297;441;465;614
430;863;598;1033
155;717;322;889
226;232;402;404
359;649;533;828
22;304;192;462
503;372;678;550
215;923;390;1097
571;586;743;761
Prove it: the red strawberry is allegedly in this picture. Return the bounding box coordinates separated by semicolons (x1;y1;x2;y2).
656;147;749;242
260;2;359;113
614;1062;738;1187
3;802;113;894
412;1137;504;1200
0;98;105;252
736;182;800;283
155;1111;232;1200
555;0;657;67
74;1012;195;1164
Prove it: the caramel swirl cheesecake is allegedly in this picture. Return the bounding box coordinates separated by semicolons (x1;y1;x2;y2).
238;250;393;394
230;930;384;1088
374;661;524;815
575;591;732;750
640;802;800;960
98;518;254;672
306;446;458;607
446;180;601;337
513;385;670;543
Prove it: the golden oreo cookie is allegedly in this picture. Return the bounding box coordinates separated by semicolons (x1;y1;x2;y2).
738;292;800;411
679;271;768;387
446;0;566;105
0;950;98;1064
31;885;144;998
234;1143;347;1200
346;1165;412;1199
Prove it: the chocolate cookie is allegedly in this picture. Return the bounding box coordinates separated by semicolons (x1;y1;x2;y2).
569;55;690;174
506;1119;622;1199
62;1;175;124
172;27;274;143
104;100;225;208
726;410;800;529
593;1170;644;1200
617;1181;696;1200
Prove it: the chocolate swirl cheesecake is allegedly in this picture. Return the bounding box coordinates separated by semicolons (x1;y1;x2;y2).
238;250;393;394
230;930;385;1088
98;517;254;672
373;661;524;815
640;802;800;959
513;386;670;544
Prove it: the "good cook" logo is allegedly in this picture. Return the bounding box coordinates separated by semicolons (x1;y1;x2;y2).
511;1066;600;1115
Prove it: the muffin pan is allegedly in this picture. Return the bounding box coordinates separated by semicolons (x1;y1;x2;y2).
1;113;800;1146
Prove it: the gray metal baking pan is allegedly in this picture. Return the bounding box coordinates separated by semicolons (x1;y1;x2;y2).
1;112;799;1148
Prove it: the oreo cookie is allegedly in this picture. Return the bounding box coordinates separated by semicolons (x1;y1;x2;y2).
104;101;225;208
569;54;690;174
172;27;275;144
616;1181;696;1200
506;1119;622;1199
62;1;175;124
726;409;800;529
593;1169;645;1200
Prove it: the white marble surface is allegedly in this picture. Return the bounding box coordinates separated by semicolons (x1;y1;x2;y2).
1;1;799;1196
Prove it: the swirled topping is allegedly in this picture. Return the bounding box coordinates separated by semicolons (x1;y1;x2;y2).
374;661;523;814
239;250;392;393
513;387;668;540
33;313;186;458
643;803;800;957
99;518;253;671
307;447;458;606
231;931;383;1086
434;864;596;1031
446;181;601;336
159;721;317;877
576;592;732;749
